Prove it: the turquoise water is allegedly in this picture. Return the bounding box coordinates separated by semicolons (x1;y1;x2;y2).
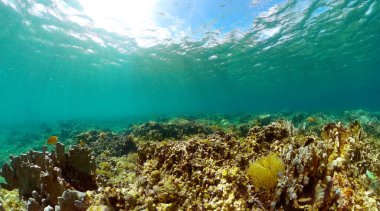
1;1;380;208
0;0;379;125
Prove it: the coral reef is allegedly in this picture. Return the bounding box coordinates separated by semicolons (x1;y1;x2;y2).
270;122;380;210
76;131;137;157
130;119;214;141
117;120;379;209
95;152;138;189
135;132;247;209
343;110;380;138
0;143;97;210
125;121;297;210
1;111;380;210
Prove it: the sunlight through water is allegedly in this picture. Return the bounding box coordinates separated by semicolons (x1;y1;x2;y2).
78;0;158;31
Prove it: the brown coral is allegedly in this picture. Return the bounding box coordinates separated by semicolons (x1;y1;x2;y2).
272;122;380;210
0;143;97;210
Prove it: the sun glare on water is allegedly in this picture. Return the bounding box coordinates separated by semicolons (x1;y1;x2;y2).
78;0;158;33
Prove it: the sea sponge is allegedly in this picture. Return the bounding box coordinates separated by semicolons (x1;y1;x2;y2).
247;154;285;190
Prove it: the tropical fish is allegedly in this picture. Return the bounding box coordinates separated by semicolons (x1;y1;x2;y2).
366;170;378;181
307;116;316;123
47;136;58;145
79;140;87;147
99;132;107;139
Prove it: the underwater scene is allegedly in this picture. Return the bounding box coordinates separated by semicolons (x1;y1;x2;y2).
0;0;380;210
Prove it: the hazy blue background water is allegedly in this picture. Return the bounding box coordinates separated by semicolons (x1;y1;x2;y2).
0;0;379;125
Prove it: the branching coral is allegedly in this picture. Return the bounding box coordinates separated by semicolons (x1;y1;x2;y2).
272;122;380;210
0;143;97;210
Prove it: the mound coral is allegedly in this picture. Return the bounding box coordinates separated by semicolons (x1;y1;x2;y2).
247;154;285;190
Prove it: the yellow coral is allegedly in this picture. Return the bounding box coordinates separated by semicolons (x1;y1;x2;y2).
87;205;113;211
0;188;26;210
99;162;111;171
247;154;285;190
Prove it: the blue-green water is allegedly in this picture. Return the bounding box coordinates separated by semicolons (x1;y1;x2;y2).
0;0;379;125
1;1;380;207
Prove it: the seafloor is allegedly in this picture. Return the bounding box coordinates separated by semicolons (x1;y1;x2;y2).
0;110;380;210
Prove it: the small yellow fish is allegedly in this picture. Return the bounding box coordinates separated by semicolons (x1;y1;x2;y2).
321;130;329;140
47;136;58;145
99;132;106;139
307;117;316;123
79;140;86;147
